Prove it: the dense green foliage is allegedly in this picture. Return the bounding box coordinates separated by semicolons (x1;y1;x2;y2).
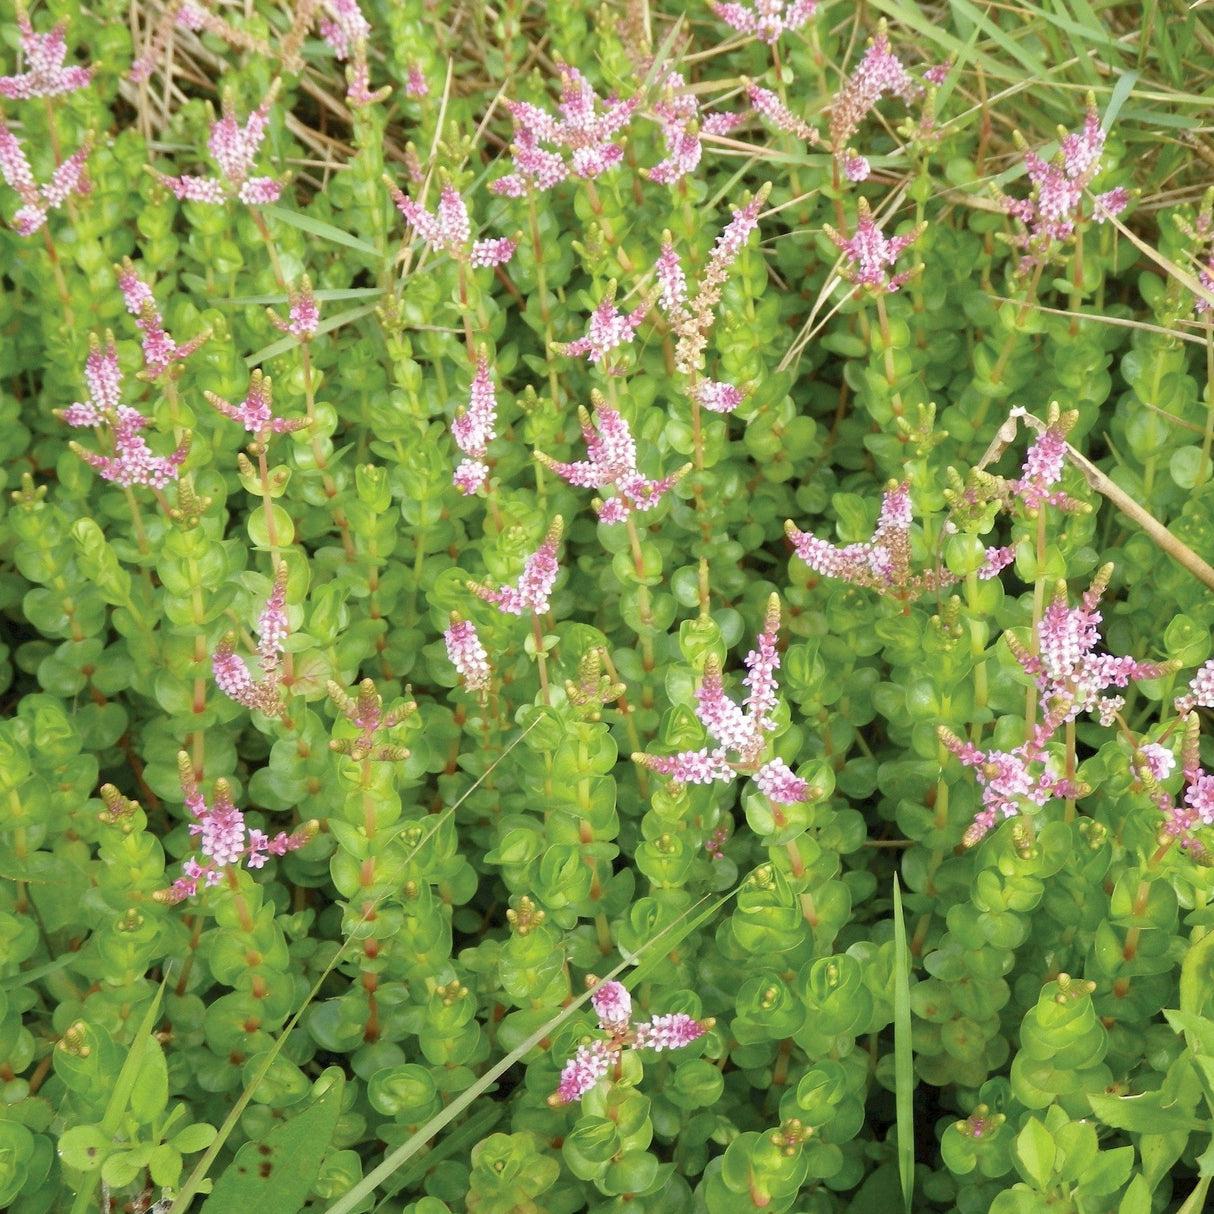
4;1;1214;1212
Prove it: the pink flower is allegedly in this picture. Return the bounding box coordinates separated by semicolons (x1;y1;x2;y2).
318;0;370;59
536;398;686;523
655;236;687;313
634;1014;707;1052
1011;409;1085;514
824;197;923;293
470;518;563;616
445;616;491;691
1176;660;1214;715
694;380;745;414
117;258;208;376
390;181;515;266
996;100;1128;271
0;13;94;100
646;67;706;185
491;66;639;195
746;82;818;143
711;0;818;44
1015;570;1173;723
635;595;805;804
162;83;283;207
205;371;309;440
406;65;428;97
1138;743;1176;783
753;757;810;806
549;980;713;1106
829;28;922;164
0;119;90;236
552;1041;613;1105
161;751;314;901
671;185;770;378
788;481;961;598
61;334;188;488
450;352;499;495
591;980;632;1032
269;276;320;340
556;283;648;364
213;566;289;714
940;731;1057;847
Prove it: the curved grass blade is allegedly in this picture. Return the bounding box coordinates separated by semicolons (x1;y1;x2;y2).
892;875;914;1214
261;205;380;258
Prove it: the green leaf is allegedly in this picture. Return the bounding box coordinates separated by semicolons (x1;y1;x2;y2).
200;1068;344;1214
1015;1117;1055;1190
1087;1091;1204;1134
1119;1173;1151;1214
1180;929;1214;1024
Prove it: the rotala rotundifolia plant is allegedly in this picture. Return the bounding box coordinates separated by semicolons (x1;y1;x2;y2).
4;2;1214;1213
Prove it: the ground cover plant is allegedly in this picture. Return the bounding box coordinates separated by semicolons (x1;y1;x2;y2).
7;0;1214;1211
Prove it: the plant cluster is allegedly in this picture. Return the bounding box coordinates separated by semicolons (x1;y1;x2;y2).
4;1;1214;1213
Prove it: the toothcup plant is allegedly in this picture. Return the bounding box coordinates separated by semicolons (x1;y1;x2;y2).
3;2;1214;1213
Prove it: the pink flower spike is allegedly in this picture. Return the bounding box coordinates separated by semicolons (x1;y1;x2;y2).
445;615;491;692
0;14;95;100
537;395;686;522
556;283;648;364
0;119;90;236
470;237;517;267
550;1040;613;1106
83;334;122;414
656;235;687;315
390;180;514;266
163;82;282;207
754;758;809;805
711;0;818;44
1138;743;1176;783
980;546;1015;580
213;572;288;716
843;153;871;183
1020;568;1177;723
117;258;208;376
824;197;923;293
205;371;309;439
451;351;499;493
633;747;736;786
694;380;744;414
256;565;290;671
634;1013;707;1052
319;0;370;60
470;517;563;616
62;334;190;488
997;98;1125;271
1176;660;1214;715
270;276;321;340
406;64;429;97
830;26;922;157
746;83;818;143
492;66;638;194
591;980;632;1032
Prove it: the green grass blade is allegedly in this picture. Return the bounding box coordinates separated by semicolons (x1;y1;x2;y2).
68;981;167;1214
892;875;914;1214
244;303;379;366
322;888;733;1214
1103;70;1140;130
219;287;385;307
261;205;381;258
